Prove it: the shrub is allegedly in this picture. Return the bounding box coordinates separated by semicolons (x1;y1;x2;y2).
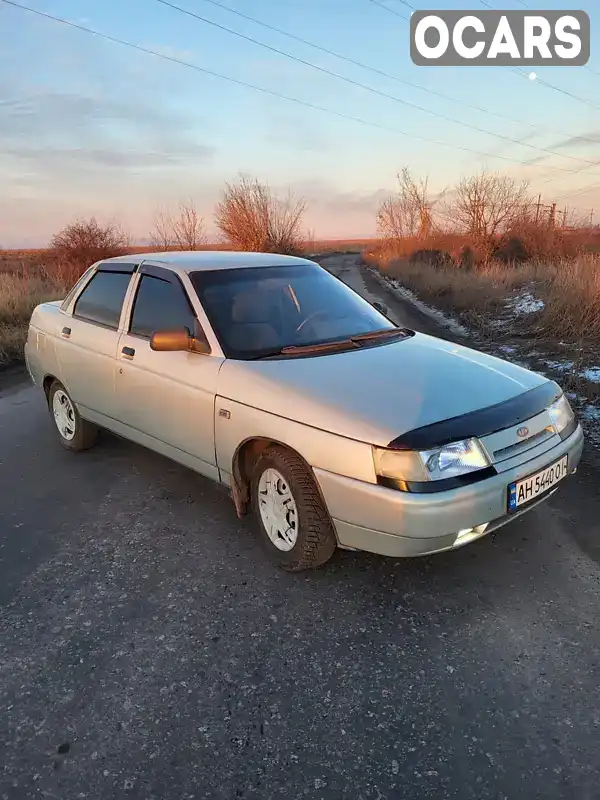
214;175;306;254
149;201;206;251
50;218;129;268
409;248;454;268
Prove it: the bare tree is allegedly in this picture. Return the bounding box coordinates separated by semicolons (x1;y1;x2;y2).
446;171;531;246
214;174;306;254
50;217;129;266
150;210;174;251
149;201;206;250
377;168;442;241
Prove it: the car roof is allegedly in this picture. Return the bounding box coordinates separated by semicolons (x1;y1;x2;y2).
102;251;318;273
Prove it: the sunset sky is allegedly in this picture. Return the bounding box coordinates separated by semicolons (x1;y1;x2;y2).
1;0;599;246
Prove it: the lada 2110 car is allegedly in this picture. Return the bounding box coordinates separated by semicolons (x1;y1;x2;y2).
25;252;584;571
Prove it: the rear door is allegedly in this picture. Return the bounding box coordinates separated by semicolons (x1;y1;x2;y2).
115;264;224;481
54;262;137;420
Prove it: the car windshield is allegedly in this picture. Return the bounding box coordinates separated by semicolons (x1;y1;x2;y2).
189;263;399;360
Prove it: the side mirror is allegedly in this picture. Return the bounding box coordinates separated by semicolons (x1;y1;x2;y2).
150;326;211;354
373;301;388;315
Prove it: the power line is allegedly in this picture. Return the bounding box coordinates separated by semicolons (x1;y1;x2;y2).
477;1;600;102
511;67;600;112
499;0;600;77
366;0;409;23
194;0;600;146
554;179;600;203
155;0;600;168
541;159;600;187
3;0;599;179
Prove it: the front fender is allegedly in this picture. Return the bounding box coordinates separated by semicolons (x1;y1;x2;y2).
214;395;377;488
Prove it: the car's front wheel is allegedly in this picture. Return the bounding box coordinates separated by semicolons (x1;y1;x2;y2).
47;380;99;452
251;445;337;571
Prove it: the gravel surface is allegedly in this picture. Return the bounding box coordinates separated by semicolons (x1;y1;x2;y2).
1;255;599;799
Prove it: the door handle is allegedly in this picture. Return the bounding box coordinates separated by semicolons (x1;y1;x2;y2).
61;327;71;338
121;346;135;359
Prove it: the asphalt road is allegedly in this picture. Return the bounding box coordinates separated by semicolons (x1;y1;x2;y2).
1;256;599;800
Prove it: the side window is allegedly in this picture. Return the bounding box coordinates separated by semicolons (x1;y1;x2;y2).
73;271;133;329
129;275;197;338
60;266;95;311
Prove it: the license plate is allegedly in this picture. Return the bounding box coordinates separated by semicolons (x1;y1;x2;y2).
507;455;568;512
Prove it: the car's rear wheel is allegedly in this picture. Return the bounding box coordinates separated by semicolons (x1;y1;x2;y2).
251;445;337;571
48;380;98;452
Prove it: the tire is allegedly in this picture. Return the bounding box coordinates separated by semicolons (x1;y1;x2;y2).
251;445;337;571
47;380;99;452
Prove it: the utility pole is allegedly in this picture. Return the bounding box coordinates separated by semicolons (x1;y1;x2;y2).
549;202;556;227
589;209;594;228
534;193;541;224
562;207;567;229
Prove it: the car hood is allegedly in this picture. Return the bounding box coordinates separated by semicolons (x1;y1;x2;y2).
217;332;550;447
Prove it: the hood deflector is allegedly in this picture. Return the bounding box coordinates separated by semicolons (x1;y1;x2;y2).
387;381;562;451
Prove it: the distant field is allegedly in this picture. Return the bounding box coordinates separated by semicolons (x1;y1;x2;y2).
0;238;380;275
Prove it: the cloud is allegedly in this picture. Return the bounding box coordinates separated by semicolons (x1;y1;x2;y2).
288;179;391;215
552;130;600;150
0;87;216;185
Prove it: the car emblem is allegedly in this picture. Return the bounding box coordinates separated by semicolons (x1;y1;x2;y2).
517;426;529;438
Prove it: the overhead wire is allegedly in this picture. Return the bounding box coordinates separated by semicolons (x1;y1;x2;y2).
193;0;600;145
476;0;600;98
366;0;409;23
0;0;572;173
3;0;600;188
554;179;600;203
375;0;600;110
154;0;600;167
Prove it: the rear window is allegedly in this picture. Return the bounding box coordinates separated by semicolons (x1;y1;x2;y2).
60;266;95;311
73;271;132;329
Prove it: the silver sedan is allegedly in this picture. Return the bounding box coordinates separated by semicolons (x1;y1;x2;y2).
25;251;584;570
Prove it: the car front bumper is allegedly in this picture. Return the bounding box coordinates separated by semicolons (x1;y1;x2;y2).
313;424;584;558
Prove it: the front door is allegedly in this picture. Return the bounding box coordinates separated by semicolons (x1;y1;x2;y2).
115;265;224;481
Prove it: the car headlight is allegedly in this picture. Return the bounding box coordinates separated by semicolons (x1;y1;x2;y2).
373;437;491;485
548;394;575;435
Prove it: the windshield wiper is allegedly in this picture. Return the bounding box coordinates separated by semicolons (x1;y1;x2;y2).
350;327;414;343
249;339;361;359
248;329;414;360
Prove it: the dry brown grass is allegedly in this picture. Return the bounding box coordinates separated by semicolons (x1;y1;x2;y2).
369;250;600;343
0;269;69;365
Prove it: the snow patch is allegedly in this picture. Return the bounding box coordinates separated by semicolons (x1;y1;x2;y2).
579;405;600;448
543;360;574;372
582;367;600;383
508;292;545;315
581;405;600;424
370;270;471;338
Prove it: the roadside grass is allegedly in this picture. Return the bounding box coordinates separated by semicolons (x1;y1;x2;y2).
0;271;68;366
369;252;600;345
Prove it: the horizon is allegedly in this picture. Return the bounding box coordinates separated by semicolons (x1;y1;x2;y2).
2;0;599;247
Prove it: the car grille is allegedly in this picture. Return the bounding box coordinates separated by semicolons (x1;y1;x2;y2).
479;409;560;470
491;426;555;462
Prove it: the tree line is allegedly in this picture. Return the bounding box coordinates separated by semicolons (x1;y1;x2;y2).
48;169;595;270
